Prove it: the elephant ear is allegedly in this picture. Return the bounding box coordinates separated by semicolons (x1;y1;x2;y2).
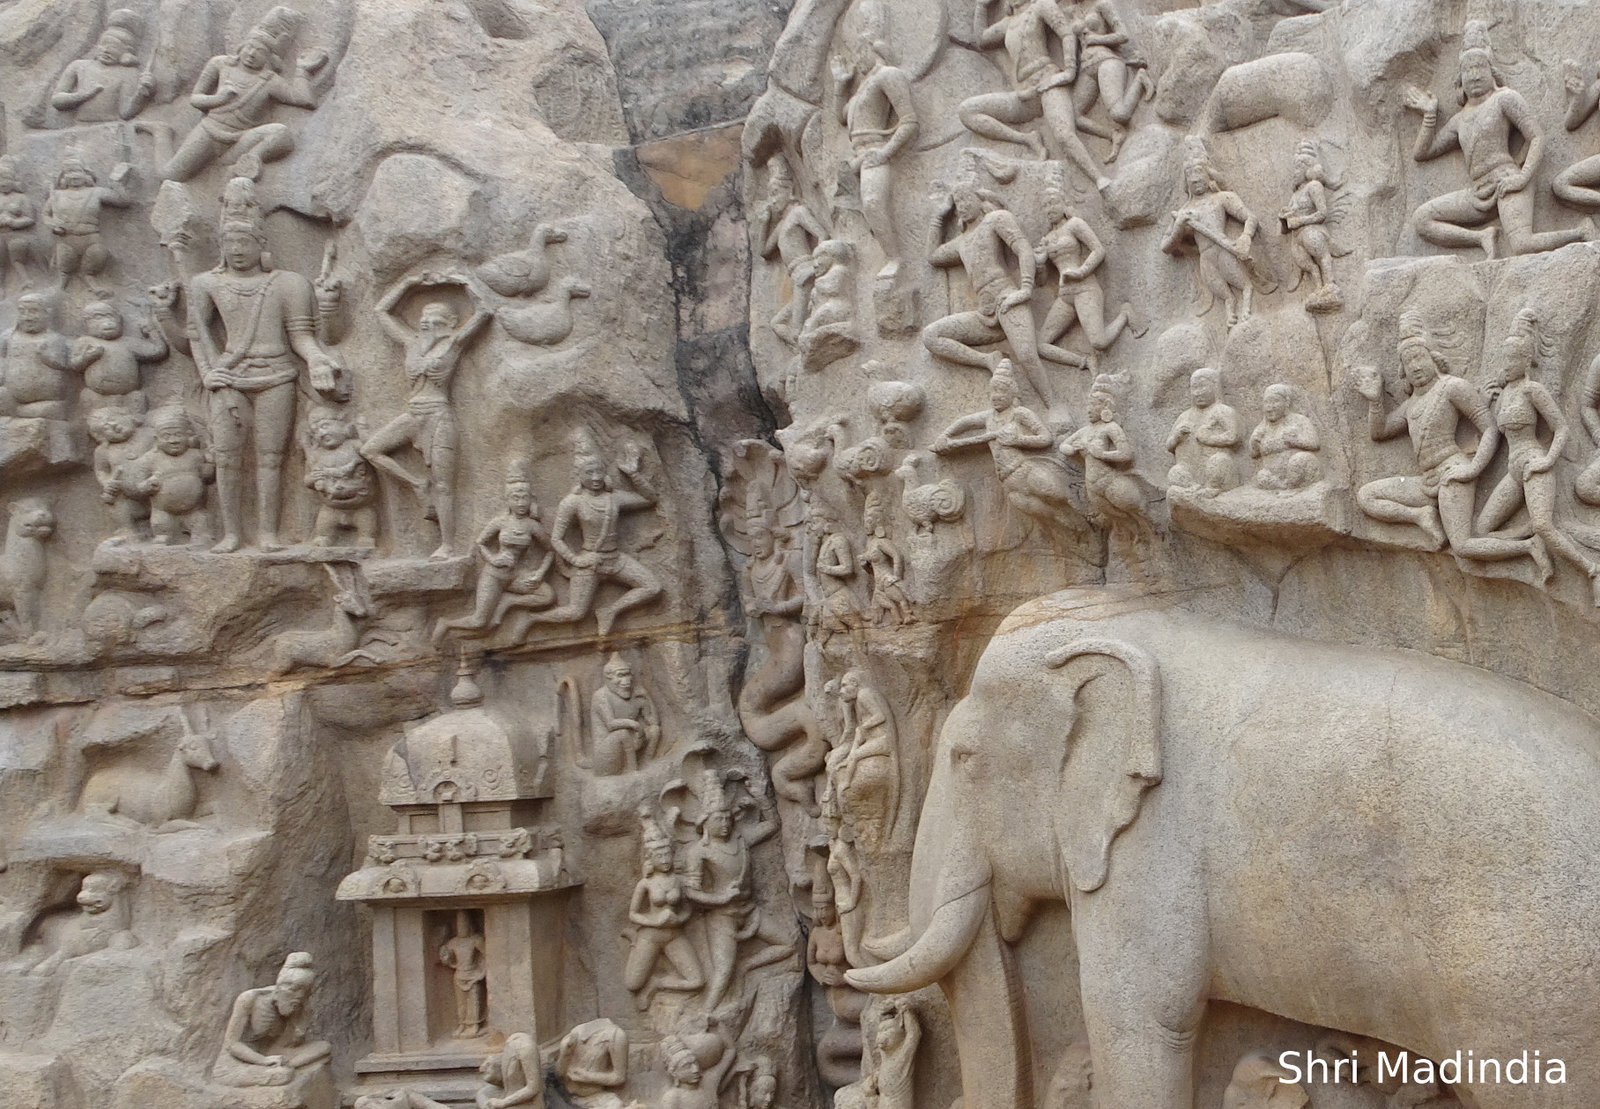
1046;639;1162;894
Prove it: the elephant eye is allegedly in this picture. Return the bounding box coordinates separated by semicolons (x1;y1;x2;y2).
950;745;975;770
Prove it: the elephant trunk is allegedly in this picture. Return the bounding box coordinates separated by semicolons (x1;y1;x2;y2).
845;868;991;994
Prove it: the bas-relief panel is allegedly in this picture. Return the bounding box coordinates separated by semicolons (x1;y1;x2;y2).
746;0;1600;1106
7;0;1600;1107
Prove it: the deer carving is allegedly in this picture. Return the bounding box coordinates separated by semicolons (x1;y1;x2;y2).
79;714;219;830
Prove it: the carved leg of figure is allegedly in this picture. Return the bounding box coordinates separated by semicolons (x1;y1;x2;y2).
1497;187;1593;255
1073;284;1130;352
1039;87;1112;189
1576;453;1600;506
957;90;1046;160
1554;154;1600;210
1287;238;1315;291
433;568;512;643
1195;251;1246;325
514;568;600;635
997;301;1052;408
207;389;249;552
253;382;296;550
354;506;378;549
1523;468;1600;591
658;933;706;996
1037;293;1085;369
701;909;740;1010
1357;475;1445;547
1105;60;1153;126
161;126;230;182
1412;188;1498;258
595;554;661;636
860;163;899;277
230;123;295;171
361;415;429;491
311;507;338;547
740;909;796;975
1438;477;1551;581
428;414;461;559
922;311;1006;373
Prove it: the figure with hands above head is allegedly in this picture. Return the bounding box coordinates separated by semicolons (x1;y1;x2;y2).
361;270;491;560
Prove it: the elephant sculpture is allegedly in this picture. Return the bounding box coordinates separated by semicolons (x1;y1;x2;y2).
847;588;1600;1109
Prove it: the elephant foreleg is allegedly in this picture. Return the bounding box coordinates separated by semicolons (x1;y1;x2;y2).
1081;998;1205;1109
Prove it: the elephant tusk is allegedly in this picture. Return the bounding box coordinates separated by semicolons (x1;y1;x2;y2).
844;880;991;994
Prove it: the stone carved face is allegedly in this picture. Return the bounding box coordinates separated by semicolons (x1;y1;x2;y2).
1399;342;1438;390
273;975;311;1015
705;808;732;838
646;839;673;873
16;298;48;333
1190;369;1218;407
505;481;534;515
58;169;95;189
953;186;983;226
84;307;125;339
77;873;119;914
419;302;458;334
1262;386;1289;422
90;410;138;444
15;504;56;540
839;669;861;702
1460;51;1494;99
578;458;608;491
1502;325;1533;380
155;421;190;455
605;662;634;698
750;523;775;558
312;417;352;448
222;231;264;272
990;375;1016;412
1185;164;1210;197
238;39;271;71
94;37;121;65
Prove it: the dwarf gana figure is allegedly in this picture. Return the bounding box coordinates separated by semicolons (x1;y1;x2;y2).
72;299;167;413
163;6;332;182
0;293;72;418
136;407;214;546
43;152;132;290
50;9;155;123
1249;384;1323;491
88;407;154;543
302;406;377;549
0;156;38;290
